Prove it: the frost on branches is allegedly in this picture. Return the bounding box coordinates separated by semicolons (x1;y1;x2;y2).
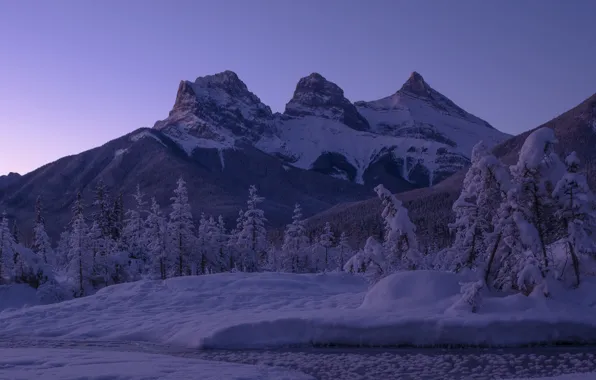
167;178;195;277
442;141;510;272
237;185;267;272
553;152;596;286
374;184;420;271
281;203;310;273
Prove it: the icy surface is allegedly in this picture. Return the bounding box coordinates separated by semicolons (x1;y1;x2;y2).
0;348;312;380
2;271;596;350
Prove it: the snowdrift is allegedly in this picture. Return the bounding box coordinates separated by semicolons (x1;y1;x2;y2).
1;271;596;349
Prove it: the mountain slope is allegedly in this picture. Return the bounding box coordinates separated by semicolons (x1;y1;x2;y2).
306;92;596;248
0;128;372;241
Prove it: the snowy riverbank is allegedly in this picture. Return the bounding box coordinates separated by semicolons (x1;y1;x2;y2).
1;271;596;349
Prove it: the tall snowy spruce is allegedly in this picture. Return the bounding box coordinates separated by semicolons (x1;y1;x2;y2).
32;196;53;265
444;141;510;272
144;197;169;279
167;177;195;277
508;128;564;293
237;185;267;272
122;185;148;266
315;222;335;272
67;192;92;297
336;232;352;271
553;152;596;286
374;184;420;271
281;203;310;273
0;212;16;284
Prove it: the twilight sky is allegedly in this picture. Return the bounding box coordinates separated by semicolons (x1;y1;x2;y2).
1;0;595;175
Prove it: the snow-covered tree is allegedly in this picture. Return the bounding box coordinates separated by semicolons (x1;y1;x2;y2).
509;127;564;279
122;185;147;265
444;142;510;272
374;184;421;271
552;152;596;286
67;192;92;297
196;213;209;274
0;213;16;283
344;236;385;282
227;209;245;270
336;232;351;271
237;185;267;272
93;180;112;238
215;215;229;272
11;220;21;245
167;178;195;277
32;196;53;265
111;192;124;242
144;197;168;279
314;222;335;272
281;203;310;272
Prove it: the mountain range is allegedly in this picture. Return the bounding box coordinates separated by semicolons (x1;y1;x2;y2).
0;70;527;243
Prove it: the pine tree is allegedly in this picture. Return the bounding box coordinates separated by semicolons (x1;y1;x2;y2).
93;180;112;238
509;127;564;279
281;203;309;272
446;142;510;272
32;196;54;265
122;185;147;265
227;209;245;271
316;222;335;272
553;152;596;286
111;192;124;242
0;213;16;284
337;232;351;271
196;213;209;274
215;215;229;272
11;220;21;245
238;185;267;272
68;192;91;297
167;178;195;277
374;184;420;271
145;197;168;279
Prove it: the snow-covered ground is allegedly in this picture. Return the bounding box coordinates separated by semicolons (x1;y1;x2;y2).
2;271;596;349
0;348;312;380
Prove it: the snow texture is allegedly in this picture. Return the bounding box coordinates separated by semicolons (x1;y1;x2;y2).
0;348;313;380
2;271;596;350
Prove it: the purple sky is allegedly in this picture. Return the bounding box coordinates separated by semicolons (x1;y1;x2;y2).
1;0;595;175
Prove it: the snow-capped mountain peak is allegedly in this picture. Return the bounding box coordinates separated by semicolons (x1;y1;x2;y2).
154;70;510;191
153;71;274;153
400;71;432;97
284;73;370;132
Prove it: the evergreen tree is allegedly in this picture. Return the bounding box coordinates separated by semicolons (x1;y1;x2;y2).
67;192;91;296
445;142;510;272
167;178;195;277
509;127;564;280
215;215;229;272
11;220;21;245
337;232;351;271
281;203;309;272
111;192;124;242
93;180;112;238
0;213;16;283
553;152;596;286
32;196;53;265
145;197;168;279
316;222;335;272
238;185;267;272
122;185;147;264
374;184;420;271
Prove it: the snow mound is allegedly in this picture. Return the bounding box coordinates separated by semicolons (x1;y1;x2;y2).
2;271;596;349
361;270;462;311
0;348;313;380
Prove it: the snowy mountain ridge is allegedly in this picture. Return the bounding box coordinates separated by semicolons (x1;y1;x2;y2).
154;70;510;190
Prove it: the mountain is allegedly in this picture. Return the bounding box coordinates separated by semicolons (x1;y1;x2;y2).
0;70;508;241
0;172;21;190
0;128;372;241
306;92;596;248
156;71;510;192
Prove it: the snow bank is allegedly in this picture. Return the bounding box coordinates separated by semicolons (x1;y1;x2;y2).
0;348;313;380
1;271;596;349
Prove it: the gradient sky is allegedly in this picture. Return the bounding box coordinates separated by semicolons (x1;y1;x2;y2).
1;0;595;175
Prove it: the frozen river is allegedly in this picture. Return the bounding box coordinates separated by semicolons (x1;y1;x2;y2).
2;339;596;379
